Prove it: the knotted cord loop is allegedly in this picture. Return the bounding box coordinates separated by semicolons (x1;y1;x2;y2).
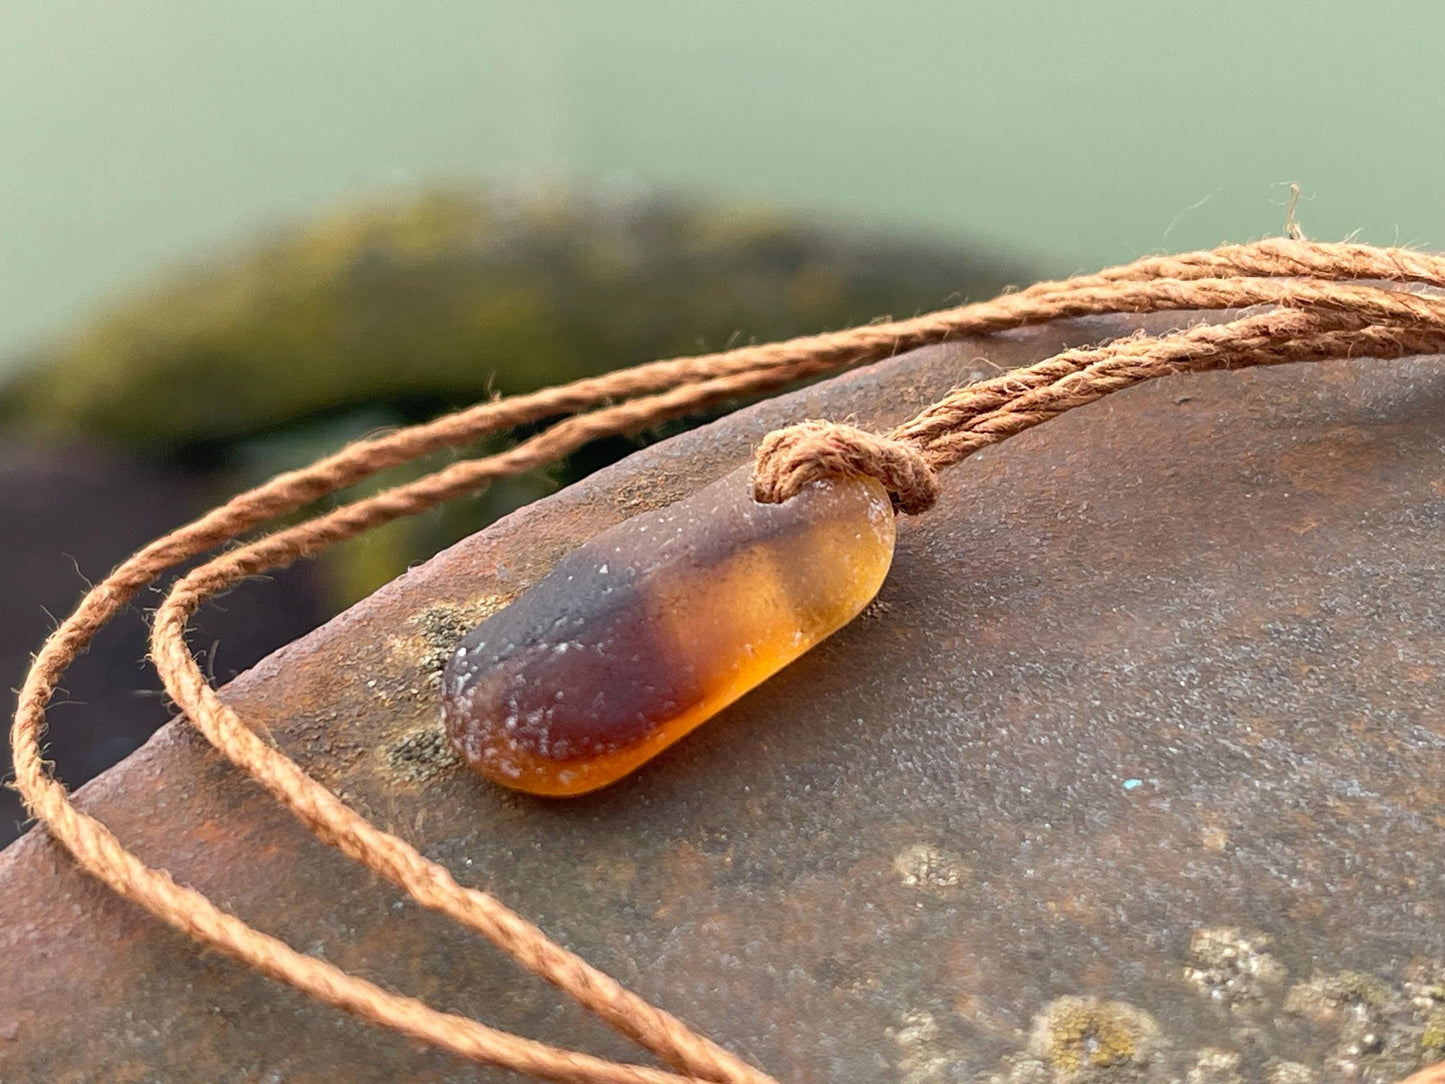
752;420;940;513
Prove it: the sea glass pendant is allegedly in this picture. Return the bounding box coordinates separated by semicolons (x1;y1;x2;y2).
441;466;896;796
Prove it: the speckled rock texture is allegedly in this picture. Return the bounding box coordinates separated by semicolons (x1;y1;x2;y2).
1;313;1442;1082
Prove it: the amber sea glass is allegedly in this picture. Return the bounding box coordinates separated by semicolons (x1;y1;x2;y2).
441;466;896;796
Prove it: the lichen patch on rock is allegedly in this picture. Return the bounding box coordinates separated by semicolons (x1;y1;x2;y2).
1182;927;1286;1010
1016;996;1164;1081
1263;1061;1315;1084
893;843;969;891
382;724;460;784
1282;964;1445;1082
888;1009;963;1083
1185;1047;1243;1084
401;597;513;688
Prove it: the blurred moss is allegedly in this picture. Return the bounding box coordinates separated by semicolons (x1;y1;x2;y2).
4;187;1025;453
3;187;1028;603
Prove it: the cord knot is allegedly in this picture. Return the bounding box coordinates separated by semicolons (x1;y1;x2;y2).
751;421;939;515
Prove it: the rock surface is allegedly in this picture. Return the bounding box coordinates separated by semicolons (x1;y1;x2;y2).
1;314;1443;1082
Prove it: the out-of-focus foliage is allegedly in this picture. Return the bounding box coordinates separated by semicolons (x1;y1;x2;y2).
2;187;1028;604
3;187;1025;455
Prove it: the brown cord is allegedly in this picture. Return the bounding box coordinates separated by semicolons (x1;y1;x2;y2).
13;238;1445;1083
754;306;1445;509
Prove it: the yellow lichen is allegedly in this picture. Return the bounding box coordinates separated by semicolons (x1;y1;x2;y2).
1423;1007;1445;1053
1027;996;1161;1077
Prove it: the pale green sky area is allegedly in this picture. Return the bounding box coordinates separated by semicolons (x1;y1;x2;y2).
2;2;1443;365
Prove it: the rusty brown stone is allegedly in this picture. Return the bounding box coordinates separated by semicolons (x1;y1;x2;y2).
2;313;1443;1082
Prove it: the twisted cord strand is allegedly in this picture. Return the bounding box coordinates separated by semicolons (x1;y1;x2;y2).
896;308;1445;469
12;239;1445;1083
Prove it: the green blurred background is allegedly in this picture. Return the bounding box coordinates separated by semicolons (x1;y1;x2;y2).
2;2;1442;840
4;2;1443;367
